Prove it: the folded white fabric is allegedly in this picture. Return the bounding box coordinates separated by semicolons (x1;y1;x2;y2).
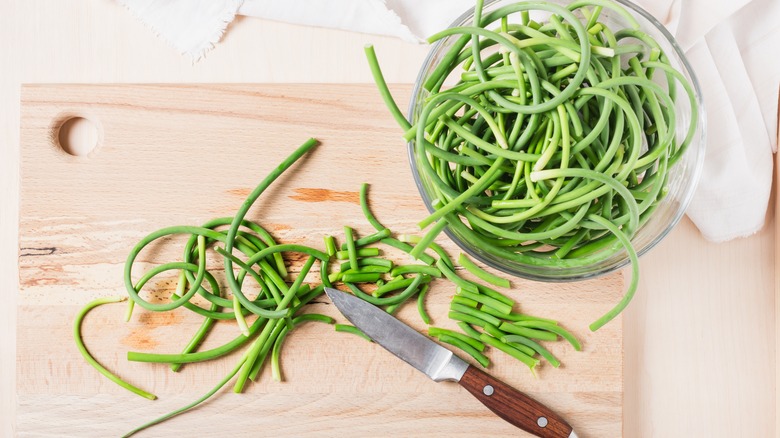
117;0;778;242
685;13;776;241
117;0;242;58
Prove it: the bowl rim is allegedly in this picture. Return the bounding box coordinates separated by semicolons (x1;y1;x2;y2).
405;0;707;282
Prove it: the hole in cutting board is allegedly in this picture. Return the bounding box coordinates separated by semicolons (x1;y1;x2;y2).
57;117;98;156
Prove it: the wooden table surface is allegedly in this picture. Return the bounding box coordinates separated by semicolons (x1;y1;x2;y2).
0;2;775;437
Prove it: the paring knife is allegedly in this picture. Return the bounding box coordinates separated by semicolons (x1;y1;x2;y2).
325;287;578;438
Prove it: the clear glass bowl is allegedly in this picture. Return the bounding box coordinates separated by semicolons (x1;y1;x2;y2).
407;0;706;281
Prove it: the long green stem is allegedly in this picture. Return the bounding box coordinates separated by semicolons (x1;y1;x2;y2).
74;297;156;400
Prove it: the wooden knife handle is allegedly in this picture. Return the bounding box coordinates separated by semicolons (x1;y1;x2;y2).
458;365;574;438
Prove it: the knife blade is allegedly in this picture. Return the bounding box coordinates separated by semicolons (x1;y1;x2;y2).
325;287;578;438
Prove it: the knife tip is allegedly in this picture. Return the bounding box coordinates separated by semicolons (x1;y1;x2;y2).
324;286;343;303
569;430;579;438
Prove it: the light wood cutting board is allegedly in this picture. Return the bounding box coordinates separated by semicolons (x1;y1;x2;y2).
17;84;623;437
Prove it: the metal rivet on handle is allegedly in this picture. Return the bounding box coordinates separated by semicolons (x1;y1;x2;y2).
482;385;494;396
537;416;548;428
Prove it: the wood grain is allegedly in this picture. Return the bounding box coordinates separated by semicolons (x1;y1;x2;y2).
458;366;574;438
17;84;623;437
776;87;779;438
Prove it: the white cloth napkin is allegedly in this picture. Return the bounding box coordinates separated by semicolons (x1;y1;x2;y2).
117;0;778;242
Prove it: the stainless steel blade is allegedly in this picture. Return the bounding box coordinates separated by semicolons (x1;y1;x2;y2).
325;287;469;382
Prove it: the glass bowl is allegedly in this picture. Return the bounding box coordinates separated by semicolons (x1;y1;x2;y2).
407;0;706;281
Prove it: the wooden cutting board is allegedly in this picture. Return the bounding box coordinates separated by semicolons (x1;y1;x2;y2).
17;84;623;437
